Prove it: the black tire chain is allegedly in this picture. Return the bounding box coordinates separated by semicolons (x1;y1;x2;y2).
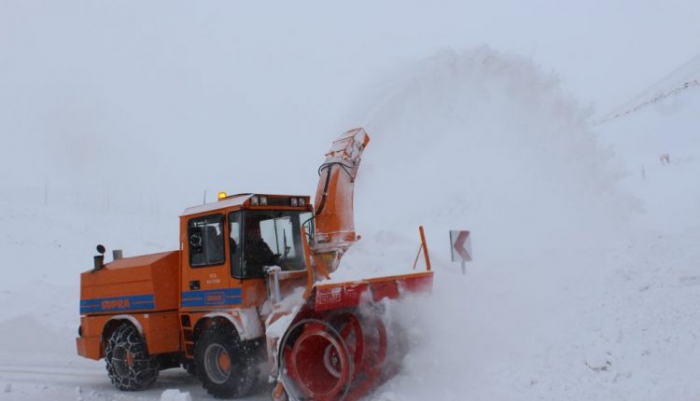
105;324;158;391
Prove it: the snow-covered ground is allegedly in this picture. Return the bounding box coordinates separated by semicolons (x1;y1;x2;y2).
1;2;699;401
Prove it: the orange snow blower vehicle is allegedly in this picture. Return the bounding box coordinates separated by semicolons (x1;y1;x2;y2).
76;128;433;400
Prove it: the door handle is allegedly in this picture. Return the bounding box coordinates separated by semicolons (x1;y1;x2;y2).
189;280;200;290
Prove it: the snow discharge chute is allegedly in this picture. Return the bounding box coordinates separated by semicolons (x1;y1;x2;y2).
311;128;370;274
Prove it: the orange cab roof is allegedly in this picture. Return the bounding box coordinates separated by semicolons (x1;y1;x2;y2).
181;194;253;217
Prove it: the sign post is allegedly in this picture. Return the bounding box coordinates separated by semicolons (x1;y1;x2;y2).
450;230;472;274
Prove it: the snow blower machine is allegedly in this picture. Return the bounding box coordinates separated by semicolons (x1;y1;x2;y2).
76;128;434;400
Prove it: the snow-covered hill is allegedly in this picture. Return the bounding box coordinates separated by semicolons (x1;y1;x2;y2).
599;53;700;124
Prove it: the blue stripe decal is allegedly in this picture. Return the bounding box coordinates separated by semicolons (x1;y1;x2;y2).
181;288;242;308
80;294;155;314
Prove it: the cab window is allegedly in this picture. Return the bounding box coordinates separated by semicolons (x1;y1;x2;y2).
236;210;313;279
188;214;225;268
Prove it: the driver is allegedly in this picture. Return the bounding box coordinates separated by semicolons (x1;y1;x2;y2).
244;225;278;268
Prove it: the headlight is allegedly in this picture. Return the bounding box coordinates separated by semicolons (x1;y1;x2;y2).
251;196;259;206
290;197;298;207
299;198;306;207
260;196;268;206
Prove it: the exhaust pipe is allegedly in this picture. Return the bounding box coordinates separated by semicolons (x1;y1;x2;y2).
93;244;106;272
93;255;104;271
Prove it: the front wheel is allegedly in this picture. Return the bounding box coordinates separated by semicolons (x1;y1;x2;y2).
195;328;257;398
104;324;158;391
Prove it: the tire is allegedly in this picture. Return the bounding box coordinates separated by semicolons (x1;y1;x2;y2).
195;328;258;399
104;324;158;391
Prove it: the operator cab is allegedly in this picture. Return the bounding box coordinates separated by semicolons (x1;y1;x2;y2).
182;193;314;283
231;208;313;279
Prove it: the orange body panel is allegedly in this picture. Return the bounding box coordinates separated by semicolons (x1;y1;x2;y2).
76;330;101;359
78;252;182;360
240;280;267;307
313;271;434;312
77;311;181;360
80;251;180;314
145;312;182;354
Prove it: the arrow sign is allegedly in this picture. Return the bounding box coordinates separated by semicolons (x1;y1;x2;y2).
450;230;472;262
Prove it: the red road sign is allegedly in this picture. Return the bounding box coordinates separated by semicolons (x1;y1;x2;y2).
450;230;472;262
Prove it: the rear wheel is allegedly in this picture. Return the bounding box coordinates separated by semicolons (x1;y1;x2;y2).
195;328;257;398
104;324;158;391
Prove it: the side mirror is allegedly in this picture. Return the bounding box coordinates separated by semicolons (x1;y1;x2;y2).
188;228;203;251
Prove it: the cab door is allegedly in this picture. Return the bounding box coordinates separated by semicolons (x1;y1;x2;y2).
180;213;239;310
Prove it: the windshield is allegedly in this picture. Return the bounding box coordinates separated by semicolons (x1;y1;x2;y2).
234;210;313;279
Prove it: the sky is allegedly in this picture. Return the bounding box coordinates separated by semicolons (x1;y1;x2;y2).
1;0;699;218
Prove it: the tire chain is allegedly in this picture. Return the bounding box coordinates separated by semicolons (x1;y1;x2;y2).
105;325;158;391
